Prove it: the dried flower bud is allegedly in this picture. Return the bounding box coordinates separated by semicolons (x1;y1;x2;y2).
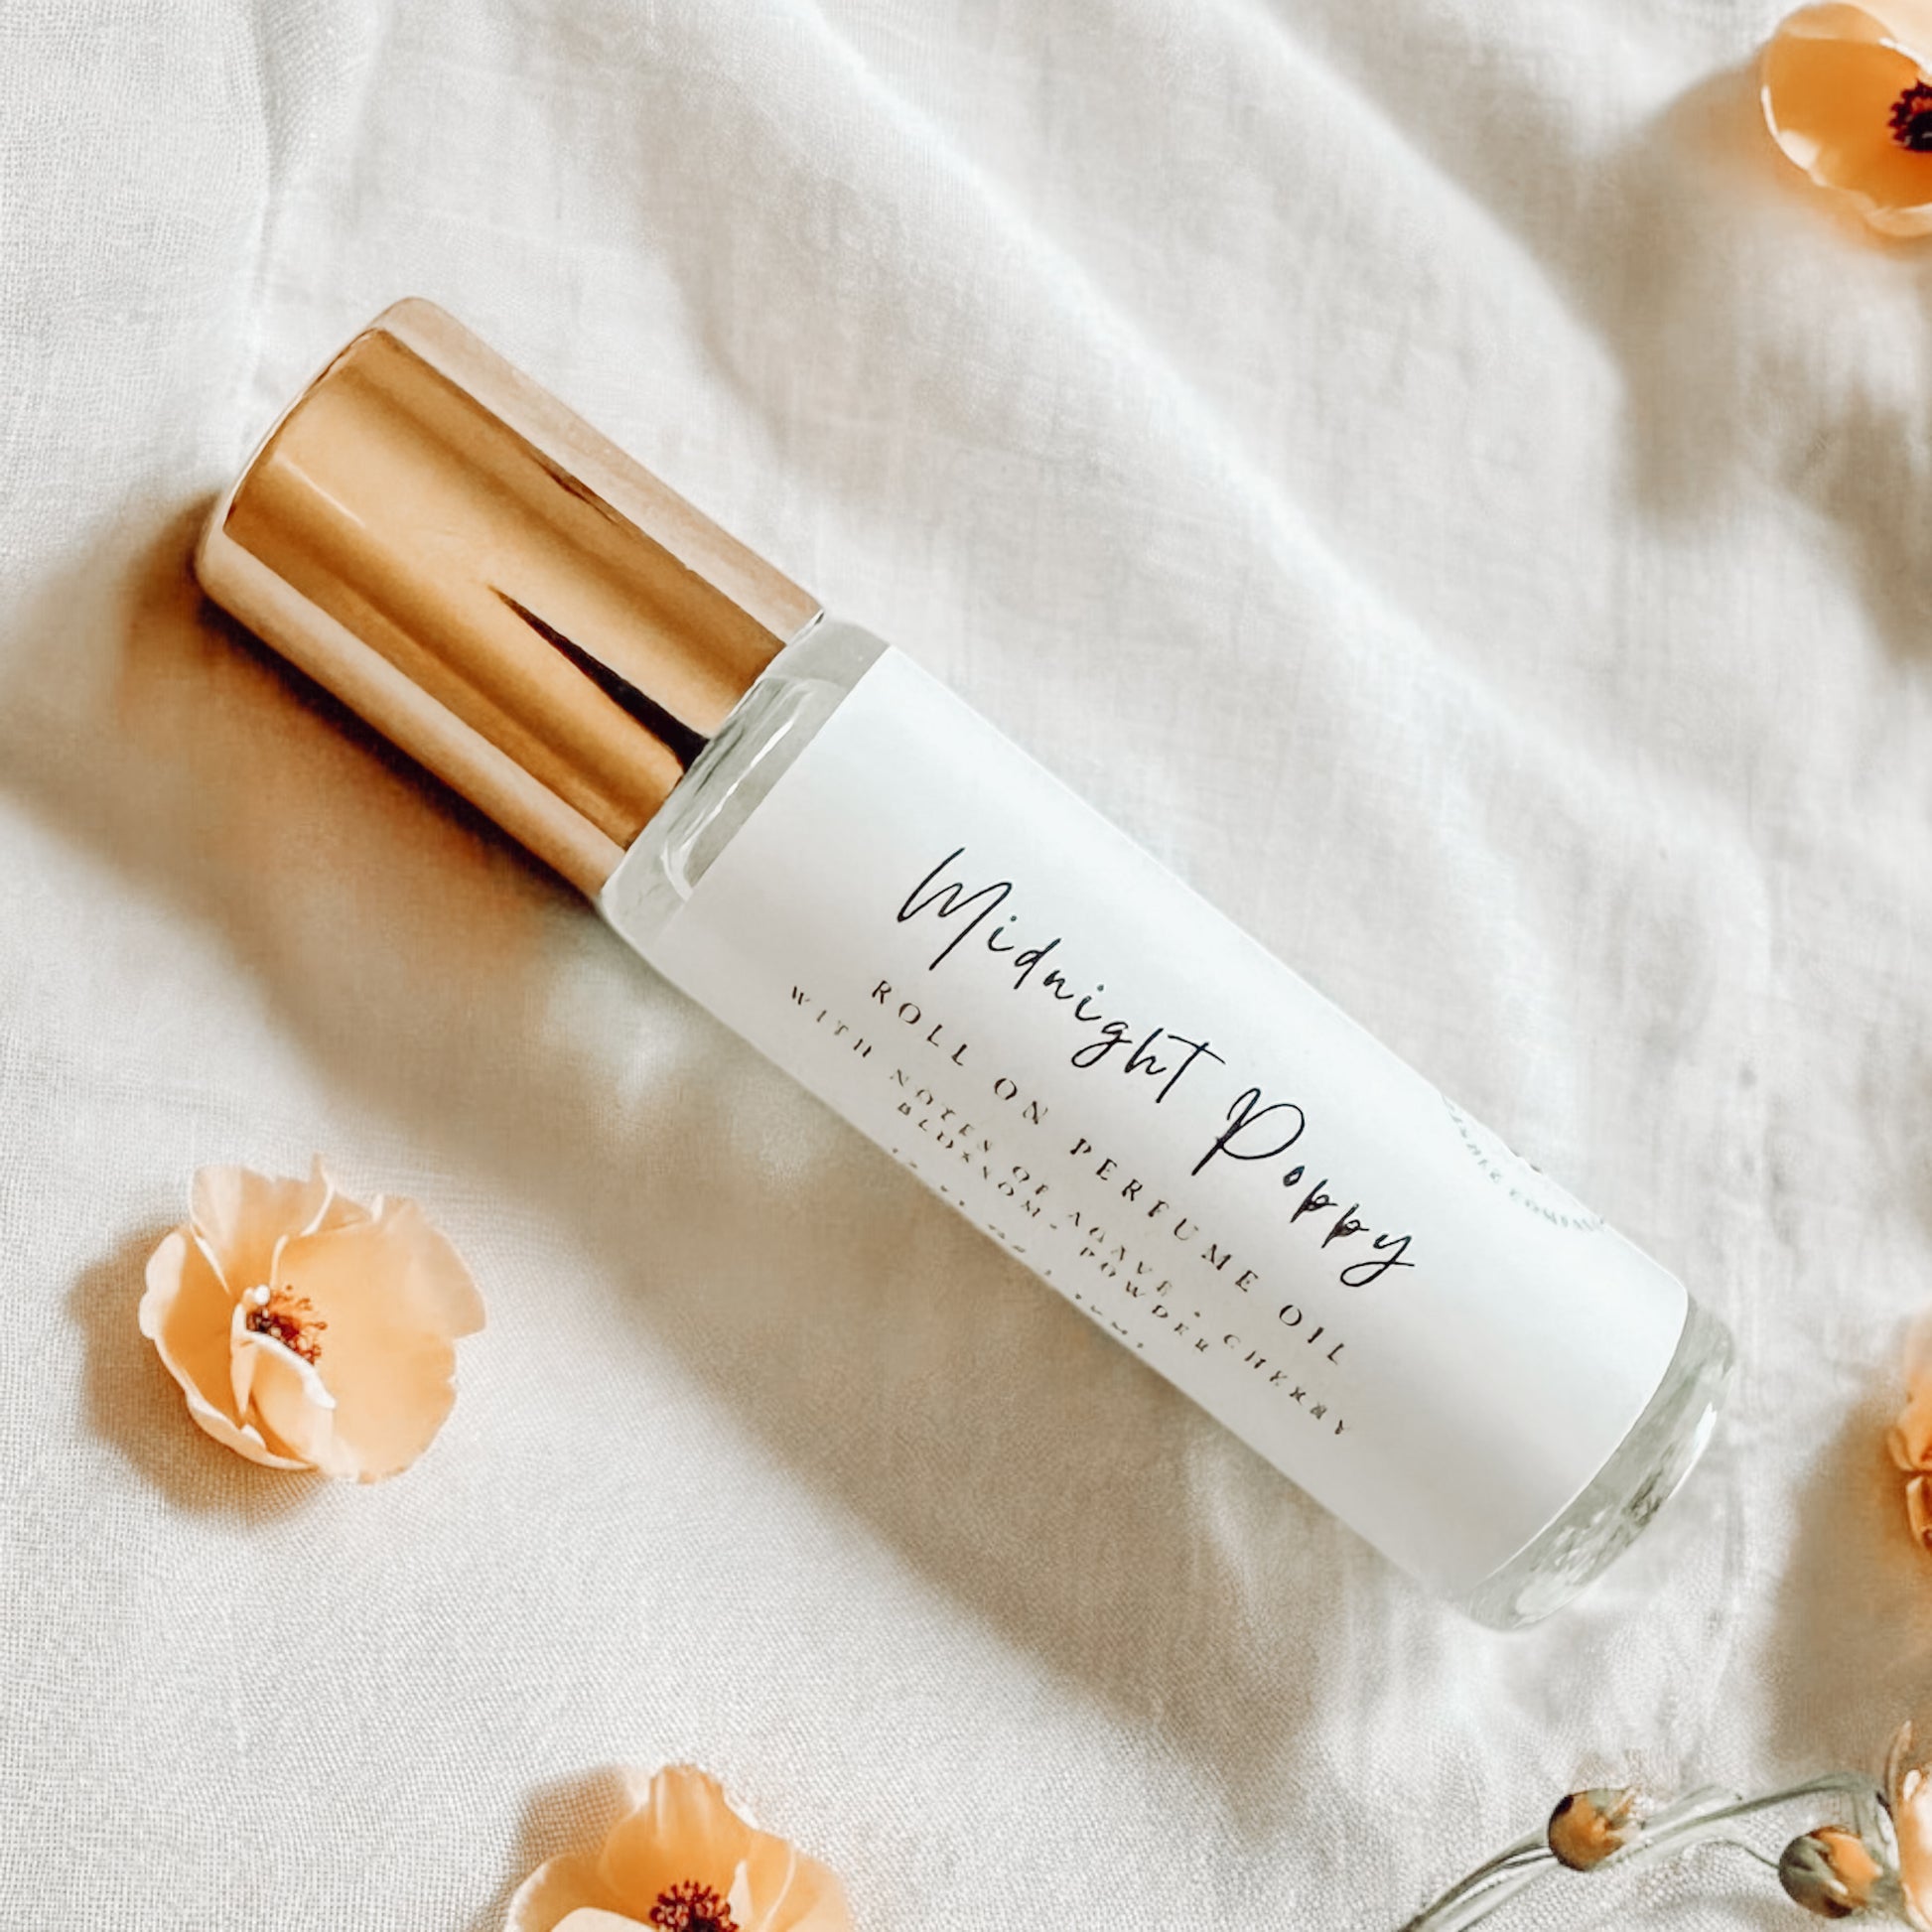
1780;1827;1884;1919
1547;1787;1640;1871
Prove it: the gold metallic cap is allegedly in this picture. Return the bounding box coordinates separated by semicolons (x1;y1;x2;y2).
195;299;822;895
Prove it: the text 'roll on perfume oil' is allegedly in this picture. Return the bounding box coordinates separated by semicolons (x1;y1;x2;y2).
194;301;1731;1626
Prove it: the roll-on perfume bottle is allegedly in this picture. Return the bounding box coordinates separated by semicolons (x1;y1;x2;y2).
196;300;1730;1626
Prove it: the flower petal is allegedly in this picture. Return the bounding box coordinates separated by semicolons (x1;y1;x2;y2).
1907;1473;1932;1552
598;1766;754;1917
298;1157;359;1237
505;1853;629;1932
1763;4;1932;232
369;1195;486;1338
140;1228;242;1427
1893;1404;1932;1473
1897;1319;1932;1469
191;1165;334;1296
232;1319;338;1470
267;1218;470;1481
734;1832;800;1929
141;1232;309;1466
179;1382;312;1469
553;1914;648;1932
1889;1725;1932;1929
756;1851;853;1932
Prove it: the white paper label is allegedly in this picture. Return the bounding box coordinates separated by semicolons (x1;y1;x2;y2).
606;647;1687;1593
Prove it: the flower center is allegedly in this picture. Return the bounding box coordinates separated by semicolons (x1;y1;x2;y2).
1890;81;1932;151
648;1880;739;1932
243;1284;327;1365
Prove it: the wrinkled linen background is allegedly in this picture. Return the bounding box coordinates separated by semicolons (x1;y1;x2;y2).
4;1;1930;1926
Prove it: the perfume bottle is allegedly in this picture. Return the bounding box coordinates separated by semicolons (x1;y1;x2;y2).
195;300;1730;1626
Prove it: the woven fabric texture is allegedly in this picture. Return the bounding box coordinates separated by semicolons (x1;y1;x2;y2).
2;2;1927;1926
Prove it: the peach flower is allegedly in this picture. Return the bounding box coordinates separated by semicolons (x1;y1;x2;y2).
1889;1320;1932;1551
1888;1725;1932;1929
1762;2;1932;236
138;1160;483;1480
507;1766;851;1932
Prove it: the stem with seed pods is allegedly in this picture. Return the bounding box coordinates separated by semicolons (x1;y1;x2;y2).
1400;1774;1897;1930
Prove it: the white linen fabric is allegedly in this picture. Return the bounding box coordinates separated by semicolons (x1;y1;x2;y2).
3;1;1929;1926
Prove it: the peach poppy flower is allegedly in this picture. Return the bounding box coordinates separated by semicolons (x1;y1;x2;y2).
1762;2;1932;236
1889;1320;1932;1551
1887;1725;1932;1929
506;1766;851;1932
138;1160;483;1480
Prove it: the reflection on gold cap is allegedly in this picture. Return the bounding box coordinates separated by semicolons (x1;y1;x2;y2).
196;300;822;895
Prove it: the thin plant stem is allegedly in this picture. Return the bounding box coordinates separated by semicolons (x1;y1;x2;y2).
1394;1832;1548;1932
1400;1787;1735;1932
1398;1773;1894;1932
1615;1773;1883;1874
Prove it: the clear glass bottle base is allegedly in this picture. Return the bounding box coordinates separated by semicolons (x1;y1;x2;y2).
1454;1296;1733;1629
608;617;884;947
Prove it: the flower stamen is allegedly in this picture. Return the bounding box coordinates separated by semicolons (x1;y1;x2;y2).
1890;80;1932;151
243;1283;327;1365
648;1880;739;1932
